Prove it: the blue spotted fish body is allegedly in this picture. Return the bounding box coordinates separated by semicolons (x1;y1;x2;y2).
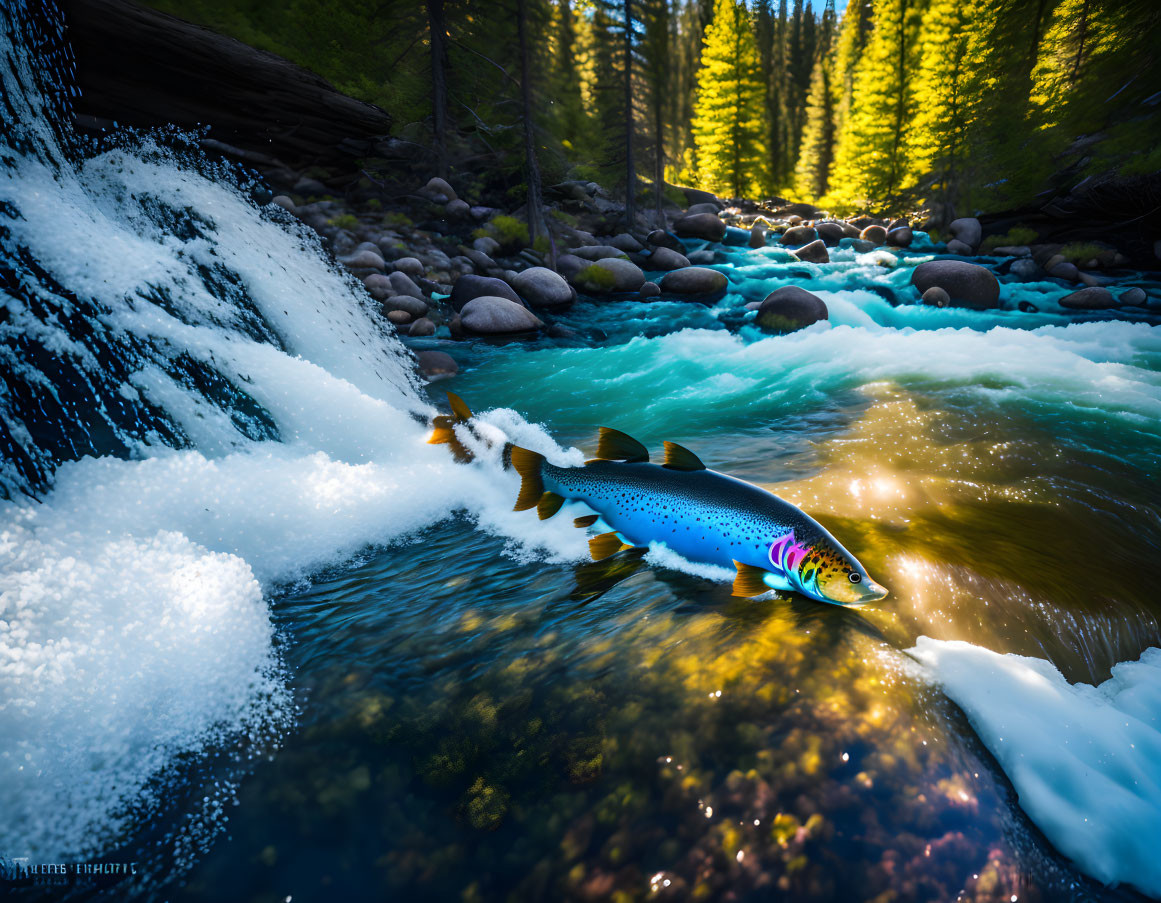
505;427;888;606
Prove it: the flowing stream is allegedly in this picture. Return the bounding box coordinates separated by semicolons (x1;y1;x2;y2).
2;3;1160;901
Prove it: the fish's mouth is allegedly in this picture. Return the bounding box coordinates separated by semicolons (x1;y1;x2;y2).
855;580;889;604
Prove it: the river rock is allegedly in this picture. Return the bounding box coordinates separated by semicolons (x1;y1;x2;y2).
860;225;887;245
749;224;767;248
423;176;457;201
683;187;723;209
792;239;829;264
472;236;501;255
415;350;459;380
450;274;519;311
688;249;715;265
571;245;629;261
272;195;296;213
993;245;1031;257
674;212;727;242
579;258;645;293
609;233;644;253
948;217;981;250
886;226;913;248
384;293;428;318
408;317;436;336
647;229;684;252
921;286;951;307
341;249;386;271
843;238;876;253
779;225;818;246
389;271;426;301
387;309;413;325
946;239;974;255
659;266;728;299
647;247;691;270
446;198;470;218
363;273;391;301
1009;259;1038;281
756;286;828;331
910;260;1000;308
639;282;661;299
1048;260;1080;281
1120;287;1147;306
1060;286;1116;309
513;266;574;309
460;296;543;334
687;202;722;216
840;222;862;238
393;257;424;277
815;222;844;246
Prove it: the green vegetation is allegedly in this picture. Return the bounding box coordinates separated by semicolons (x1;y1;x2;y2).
326;213;359;231
475;215;530;253
147;0;1161;220
980;227;1039;252
1060;242;1109;264
574;263;619;293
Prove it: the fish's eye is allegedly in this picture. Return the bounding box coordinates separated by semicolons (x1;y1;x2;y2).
848;573;862;584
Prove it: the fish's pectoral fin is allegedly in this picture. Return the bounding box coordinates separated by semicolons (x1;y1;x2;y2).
428;414;456;445
662;441;706;471
592;427;650;463
537;492;565;520
446;391;472;422
732;561;774;598
573;514;600;529
589;531;625;561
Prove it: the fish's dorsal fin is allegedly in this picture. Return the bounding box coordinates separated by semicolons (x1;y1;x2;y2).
447;392;472;422
589;532;624;561
537;492;564;520
593;427;650;463
732;561;773;598
662;441;706;471
573;514;599;529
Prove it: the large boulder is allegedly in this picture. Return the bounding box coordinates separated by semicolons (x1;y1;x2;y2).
886;226;913;248
755;286;828;331
646;247;691;270
948;217;982;250
659;266;728;300
450;274;521;311
910;260;1000;309
555;254;589;281
460;296;543;334
384;293;428;318
860;225;887;245
687;202;721;216
674;212;727;242
1059;287;1116;309
422;176;457;202
946;239;974;256
749;223;767;248
683;187;723;209
393;256;424;277
647;229;684;252
575;258;645;294
609;232;644;253
363;273;392;301
389;270;426;301
1121;287;1147;306
792;239;829;264
415;350;459;380
513;266;574;309
779;225;818;246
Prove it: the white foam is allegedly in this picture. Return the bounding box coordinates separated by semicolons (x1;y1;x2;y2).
909;638;1161;897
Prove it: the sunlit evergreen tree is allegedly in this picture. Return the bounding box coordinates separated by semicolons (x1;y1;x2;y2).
691;0;770;197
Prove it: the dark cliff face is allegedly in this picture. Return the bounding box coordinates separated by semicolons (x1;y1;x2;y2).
56;0;395;173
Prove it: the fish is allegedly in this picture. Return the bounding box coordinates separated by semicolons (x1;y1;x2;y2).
429;394;888;605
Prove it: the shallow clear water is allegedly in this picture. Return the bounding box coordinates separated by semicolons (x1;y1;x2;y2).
3;3;1161;900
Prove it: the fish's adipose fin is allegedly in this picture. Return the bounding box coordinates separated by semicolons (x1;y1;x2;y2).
573;514;600;528
589;531;624;561
593;427;650;463
507;444;546;511
537;492;565;520
662;441;706;471
732;561;774;598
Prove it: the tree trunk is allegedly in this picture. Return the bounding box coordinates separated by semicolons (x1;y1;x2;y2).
428;0;449;179
623;0;636;228
517;0;552;265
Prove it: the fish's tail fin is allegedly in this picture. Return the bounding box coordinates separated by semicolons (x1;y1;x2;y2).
428;392;474;462
504;443;547;512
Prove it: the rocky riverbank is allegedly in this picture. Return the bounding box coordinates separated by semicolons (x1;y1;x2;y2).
265;173;1158;382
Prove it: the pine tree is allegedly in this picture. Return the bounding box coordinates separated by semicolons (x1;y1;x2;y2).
691;0;770;197
640;0;672;221
553;0;588;157
793;0;837;199
831;0;873;140
828;0;925;206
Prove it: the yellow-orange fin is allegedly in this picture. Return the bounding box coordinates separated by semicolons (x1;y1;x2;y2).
447;391;472;422
537;492;565;520
573;514;600;528
507;444;546;511
589;532;624;561
732;561;773;597
663;440;706;471
593;427;649;463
